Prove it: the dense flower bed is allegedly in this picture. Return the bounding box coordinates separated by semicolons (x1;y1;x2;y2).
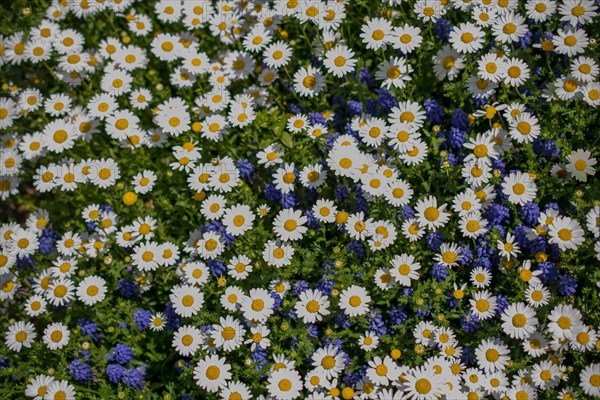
1;0;600;399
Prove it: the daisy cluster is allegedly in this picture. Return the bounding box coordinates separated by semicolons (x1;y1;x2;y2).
1;0;600;399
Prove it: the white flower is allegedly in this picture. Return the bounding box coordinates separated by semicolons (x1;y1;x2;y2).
295;289;330;324
339;285;371;317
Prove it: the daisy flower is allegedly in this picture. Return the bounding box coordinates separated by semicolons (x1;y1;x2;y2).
263;41;292;69
566;149;596;182
356;331;379;352
273;208;308;241
582;82;600;107
263;240;294;268
5;321;36;352
548;215;585;251
475;338;510;373
547;303;583;340
570;325;598;351
240;288;275;323
433;45;465;81
553;27;588;57
571;56;599;83
312;199;337;223
375;57;412;89
300;164;327;189
559;0;598;25
267;368;303;400
414;0;446;22
366;356;398;386
245;324;271;352
45;380;76;400
287;114;309;133
470;290;498;320
24;294;47;317
295;289;331;324
497;232;521;258
149;312;166;332
227;255;252;281
389;254;421;286
43;322;70;350
402;366;443;400
477;53;506;83
212;315;245;352
76;275;107;305
194;355;232;393
360;17;393;50
415;196;450;231
183;261;209;286
501;302;538;339
391;24;423;53
501;171;537;205
25;374;55;399
338;285;371;317
172;325;201;357
502;57;530;87
312;345;346;379
273;163;297;193
170;284;204;318
525;0;557;21
323;45;356;78
222;204;255;236
46;277;75;307
492;12;527;43
293;66;325;97
471;267;492;288
449;23;485;53
525;282;552;308
531;361;561;389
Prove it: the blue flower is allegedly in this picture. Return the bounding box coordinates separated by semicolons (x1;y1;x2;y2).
520;202;541;227
207;259;227;277
308;112;327;126
117;279;137;299
430;263;448;281
376;87;398;113
122;368;145;390
557;274;577;296
359;68;375;88
307;324;319;338
441;127;467;150
365;98;378;116
107;344;134;365
533;139;561;159
264;184;281;202
484;204;511;228
252;345;268;370
346;240;365;259
292;280;310;296
106;364;125;384
495;294;509;314
434;18;452;41
165;302;182;330
68;359;94;383
426;231;444;252
78;318;101;341
133;309;152;331
346;100;363;116
236;158;255;181
389;306;408;325
367;310;387;336
39;229;58;256
451;109;470;131
424;98;444;124
460;313;480;333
